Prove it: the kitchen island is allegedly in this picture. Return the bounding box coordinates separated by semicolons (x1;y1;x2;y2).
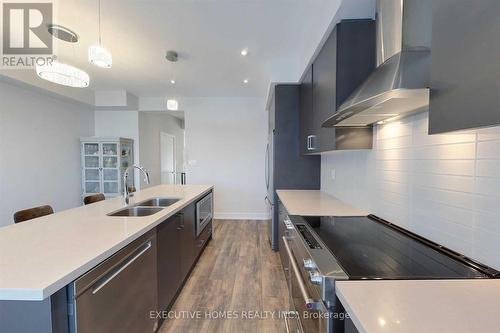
0;184;213;333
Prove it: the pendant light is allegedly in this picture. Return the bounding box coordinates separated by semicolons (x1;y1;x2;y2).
36;61;90;88
89;0;112;68
36;25;90;88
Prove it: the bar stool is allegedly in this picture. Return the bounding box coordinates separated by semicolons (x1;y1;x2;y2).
83;193;105;205
13;205;54;224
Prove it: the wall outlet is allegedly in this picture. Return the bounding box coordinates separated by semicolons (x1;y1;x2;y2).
330;168;336;181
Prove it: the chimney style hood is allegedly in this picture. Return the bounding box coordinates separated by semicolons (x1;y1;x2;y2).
323;0;431;127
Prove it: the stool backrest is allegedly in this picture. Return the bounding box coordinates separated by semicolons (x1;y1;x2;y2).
83;193;106;205
14;205;54;223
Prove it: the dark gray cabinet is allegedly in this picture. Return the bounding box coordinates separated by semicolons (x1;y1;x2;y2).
429;0;500;134
300;19;375;153
157;200;209;312
300;66;315;154
268;84;320;250
179;202;197;280
157;214;182;311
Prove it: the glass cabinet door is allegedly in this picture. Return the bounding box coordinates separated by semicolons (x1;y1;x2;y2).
85;181;101;194
84;143;99;156
82;140;133;197
102;143;118;156
102;142;120;195
83;143;101;194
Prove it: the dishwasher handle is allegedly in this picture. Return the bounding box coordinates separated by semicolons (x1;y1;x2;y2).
91;240;152;295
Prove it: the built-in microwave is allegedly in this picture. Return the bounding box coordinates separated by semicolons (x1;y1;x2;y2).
196;192;213;237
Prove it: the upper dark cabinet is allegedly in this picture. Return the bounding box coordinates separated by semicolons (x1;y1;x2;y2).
300;66;315;154
300;19;375;153
429;0;500;134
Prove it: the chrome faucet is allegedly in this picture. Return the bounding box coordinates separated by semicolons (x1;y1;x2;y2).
123;165;151;205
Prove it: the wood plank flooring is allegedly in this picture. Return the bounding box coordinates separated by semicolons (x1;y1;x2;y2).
159;220;289;333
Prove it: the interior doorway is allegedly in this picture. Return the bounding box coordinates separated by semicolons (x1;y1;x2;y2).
160;132;176;184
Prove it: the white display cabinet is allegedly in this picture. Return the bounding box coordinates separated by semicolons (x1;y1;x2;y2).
80;137;134;198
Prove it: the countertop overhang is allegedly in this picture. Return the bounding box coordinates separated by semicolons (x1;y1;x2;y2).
0;184;213;301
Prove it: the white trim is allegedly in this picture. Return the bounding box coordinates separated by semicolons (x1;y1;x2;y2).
214;212;271;220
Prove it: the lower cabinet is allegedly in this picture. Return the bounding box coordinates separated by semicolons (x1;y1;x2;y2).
157;214;182;311
178;203;198;280
157;199;212;313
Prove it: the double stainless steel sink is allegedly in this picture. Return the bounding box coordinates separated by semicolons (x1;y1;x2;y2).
107;197;180;217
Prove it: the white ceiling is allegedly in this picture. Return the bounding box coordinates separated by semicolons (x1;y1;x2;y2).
0;0;375;105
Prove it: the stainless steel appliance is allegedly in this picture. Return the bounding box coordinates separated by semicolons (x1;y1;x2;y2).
323;0;432;127
284;214;500;333
69;230;158;333
196;192;213;237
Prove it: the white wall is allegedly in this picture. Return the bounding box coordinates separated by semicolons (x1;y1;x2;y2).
321;111;500;269
0;80;94;227
139;112;185;187
182;98;268;220
94;110;140;188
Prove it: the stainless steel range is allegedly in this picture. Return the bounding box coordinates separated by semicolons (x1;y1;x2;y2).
282;215;500;333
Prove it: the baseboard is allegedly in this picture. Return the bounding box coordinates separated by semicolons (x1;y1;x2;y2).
214;212;270;220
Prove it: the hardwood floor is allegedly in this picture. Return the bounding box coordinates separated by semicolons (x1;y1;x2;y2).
159;220;289;333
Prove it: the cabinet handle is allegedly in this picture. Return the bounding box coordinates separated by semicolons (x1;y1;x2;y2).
307;135;316;151
176;212;185;230
91;240;152;295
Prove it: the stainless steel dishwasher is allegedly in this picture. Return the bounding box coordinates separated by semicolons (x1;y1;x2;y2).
68;230;158;333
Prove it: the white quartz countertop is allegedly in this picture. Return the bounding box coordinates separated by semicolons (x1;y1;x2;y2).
0;184;213;301
276;190;366;216
336;279;500;333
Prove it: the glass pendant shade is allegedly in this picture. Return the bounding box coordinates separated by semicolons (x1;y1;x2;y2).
36;61;90;88
89;45;112;68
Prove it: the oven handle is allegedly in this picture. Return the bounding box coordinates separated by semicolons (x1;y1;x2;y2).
282;236;324;311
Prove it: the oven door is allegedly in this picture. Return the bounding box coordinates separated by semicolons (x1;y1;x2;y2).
196;192;213;236
283;236;329;333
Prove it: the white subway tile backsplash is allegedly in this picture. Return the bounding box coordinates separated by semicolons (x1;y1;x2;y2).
413;142;476;160
413;130;476;146
476;160;500;177
477;140;500;159
474;177;500;198
375;159;412;172
321;111;500;269
376;147;413;160
413;186;475;210
412;173;474;193
477;127;500;142
474;211;500;236
413;159;475;176
377;135;413;150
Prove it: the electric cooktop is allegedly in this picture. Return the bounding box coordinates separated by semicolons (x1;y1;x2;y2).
298;215;500;280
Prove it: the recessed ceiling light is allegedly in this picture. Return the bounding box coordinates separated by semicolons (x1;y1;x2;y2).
170;79;176;84
377;120;385;125
167;99;179;111
243;79;249;84
240;49;248;56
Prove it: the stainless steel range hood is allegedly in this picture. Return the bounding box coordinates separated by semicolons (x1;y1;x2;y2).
323;0;431;127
